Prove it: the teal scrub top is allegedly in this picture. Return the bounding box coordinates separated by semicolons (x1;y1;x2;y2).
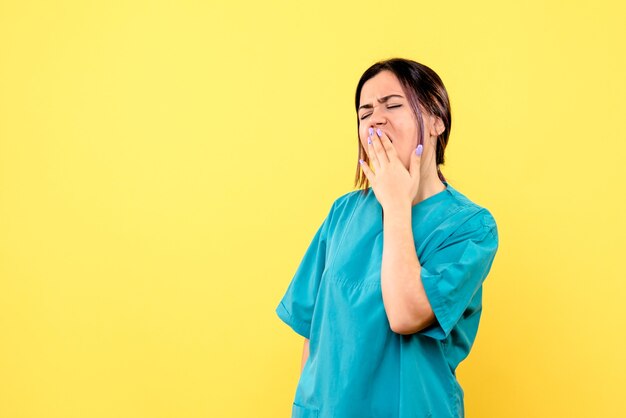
276;181;499;418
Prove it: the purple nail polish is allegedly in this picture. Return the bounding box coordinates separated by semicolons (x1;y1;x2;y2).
359;159;364;164
416;144;423;156
376;128;382;137
368;136;372;144
368;127;374;136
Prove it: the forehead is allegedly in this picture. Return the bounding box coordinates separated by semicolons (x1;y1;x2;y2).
360;71;405;102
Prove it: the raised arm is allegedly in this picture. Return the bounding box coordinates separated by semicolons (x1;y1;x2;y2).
381;206;498;337
381;204;436;334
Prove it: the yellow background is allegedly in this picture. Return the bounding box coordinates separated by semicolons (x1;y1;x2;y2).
1;0;624;417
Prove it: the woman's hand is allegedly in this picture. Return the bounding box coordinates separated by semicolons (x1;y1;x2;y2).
360;127;422;211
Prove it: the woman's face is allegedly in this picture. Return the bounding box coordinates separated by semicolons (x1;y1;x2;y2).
358;70;436;170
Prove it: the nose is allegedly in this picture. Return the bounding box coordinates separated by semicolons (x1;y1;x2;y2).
368;105;387;128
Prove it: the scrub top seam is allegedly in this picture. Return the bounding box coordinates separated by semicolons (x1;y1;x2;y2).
325;193;360;275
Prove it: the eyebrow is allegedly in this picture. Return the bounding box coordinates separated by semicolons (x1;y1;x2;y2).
358;94;404;111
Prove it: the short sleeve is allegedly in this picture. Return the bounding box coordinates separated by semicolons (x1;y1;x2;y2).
418;210;499;340
275;201;335;339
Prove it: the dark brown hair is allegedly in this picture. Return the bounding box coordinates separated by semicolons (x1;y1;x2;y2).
354;58;452;194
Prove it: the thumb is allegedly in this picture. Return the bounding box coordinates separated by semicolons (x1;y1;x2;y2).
409;144;423;177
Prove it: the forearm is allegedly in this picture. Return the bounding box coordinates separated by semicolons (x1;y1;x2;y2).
300;338;310;374
381;203;435;334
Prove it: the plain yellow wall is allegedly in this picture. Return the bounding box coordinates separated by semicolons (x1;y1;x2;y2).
1;0;624;417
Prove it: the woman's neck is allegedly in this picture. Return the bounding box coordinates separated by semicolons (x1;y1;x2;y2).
412;168;446;206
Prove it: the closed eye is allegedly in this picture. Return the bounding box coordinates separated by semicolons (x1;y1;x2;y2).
359;104;402;120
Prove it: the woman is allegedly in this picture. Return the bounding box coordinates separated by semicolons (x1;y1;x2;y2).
276;58;499;418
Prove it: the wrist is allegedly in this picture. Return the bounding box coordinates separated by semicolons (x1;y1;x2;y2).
383;200;412;215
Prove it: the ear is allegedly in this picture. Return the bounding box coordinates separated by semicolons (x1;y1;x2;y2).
430;116;445;137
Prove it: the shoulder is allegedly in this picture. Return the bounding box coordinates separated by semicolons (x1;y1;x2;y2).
443;184;498;240
313;188;370;231
328;188;367;213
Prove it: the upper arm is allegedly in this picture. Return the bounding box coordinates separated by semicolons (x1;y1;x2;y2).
417;210;499;340
275;202;337;339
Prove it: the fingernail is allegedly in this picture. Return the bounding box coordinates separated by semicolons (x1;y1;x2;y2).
368;127;374;136
367;136;372;144
359;159;364;165
416;144;423;156
376;128;382;137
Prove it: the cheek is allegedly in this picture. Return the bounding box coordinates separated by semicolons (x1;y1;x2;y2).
399;117;415;134
358;128;368;147
400;121;418;145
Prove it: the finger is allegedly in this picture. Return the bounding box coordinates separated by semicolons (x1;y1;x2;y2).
409;143;423;178
359;158;374;183
375;128;397;162
371;127;389;164
367;128;381;172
